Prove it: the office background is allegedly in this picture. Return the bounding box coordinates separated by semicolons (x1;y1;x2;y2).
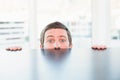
0;0;120;48
0;0;120;80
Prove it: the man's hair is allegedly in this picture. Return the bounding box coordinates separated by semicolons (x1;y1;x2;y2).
40;21;72;47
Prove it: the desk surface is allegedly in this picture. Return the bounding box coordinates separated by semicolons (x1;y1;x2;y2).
36;47;120;80
0;47;120;80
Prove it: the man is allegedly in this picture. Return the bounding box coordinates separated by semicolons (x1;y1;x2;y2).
40;21;72;49
6;21;106;51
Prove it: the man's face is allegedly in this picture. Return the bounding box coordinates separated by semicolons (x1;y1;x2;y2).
42;29;72;49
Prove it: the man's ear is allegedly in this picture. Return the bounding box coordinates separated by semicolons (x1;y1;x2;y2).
40;45;43;48
69;44;72;48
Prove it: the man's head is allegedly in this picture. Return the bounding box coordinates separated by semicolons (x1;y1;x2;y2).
40;21;72;49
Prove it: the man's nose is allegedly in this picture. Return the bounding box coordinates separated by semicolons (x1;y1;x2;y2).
54;42;60;48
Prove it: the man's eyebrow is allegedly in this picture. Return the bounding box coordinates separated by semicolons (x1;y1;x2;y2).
59;35;67;38
46;35;67;38
47;35;54;38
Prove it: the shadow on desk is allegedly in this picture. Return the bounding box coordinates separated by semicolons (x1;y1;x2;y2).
0;46;120;80
31;47;120;80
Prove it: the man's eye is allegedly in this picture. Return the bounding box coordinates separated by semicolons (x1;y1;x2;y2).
47;40;54;43
60;39;66;42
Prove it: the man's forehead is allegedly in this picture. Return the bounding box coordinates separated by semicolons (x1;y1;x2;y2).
45;29;67;36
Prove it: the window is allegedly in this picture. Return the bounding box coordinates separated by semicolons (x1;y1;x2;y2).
37;0;92;47
111;0;120;40
0;0;29;44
